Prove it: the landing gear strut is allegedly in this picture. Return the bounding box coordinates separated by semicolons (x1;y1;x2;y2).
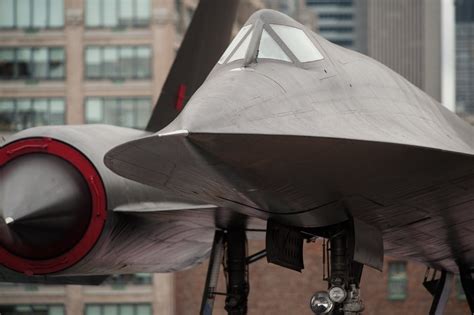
310;232;364;315
200;229;266;315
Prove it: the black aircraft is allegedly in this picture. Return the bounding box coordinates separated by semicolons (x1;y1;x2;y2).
1;2;473;315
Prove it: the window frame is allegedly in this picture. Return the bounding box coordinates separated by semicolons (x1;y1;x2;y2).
0;46;66;81
85;0;151;29
84;303;152;315
84;97;152;129
84;46;152;81
387;261;408;301
0;0;64;30
0;98;66;131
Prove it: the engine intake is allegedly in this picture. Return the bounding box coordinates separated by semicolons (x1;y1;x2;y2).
0;138;107;275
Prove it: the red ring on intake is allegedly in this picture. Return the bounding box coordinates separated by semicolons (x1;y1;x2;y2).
0;138;107;275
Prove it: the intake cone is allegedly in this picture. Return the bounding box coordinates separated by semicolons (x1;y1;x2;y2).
0;153;92;260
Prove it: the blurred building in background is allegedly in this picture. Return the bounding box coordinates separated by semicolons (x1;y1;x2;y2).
361;0;456;110
455;0;474;122
305;0;456;110
0;0;472;314
305;0;360;51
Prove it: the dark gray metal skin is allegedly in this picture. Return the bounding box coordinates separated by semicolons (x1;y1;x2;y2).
105;10;474;273
0;125;265;282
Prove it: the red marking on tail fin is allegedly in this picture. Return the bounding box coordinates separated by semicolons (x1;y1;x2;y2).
175;84;187;112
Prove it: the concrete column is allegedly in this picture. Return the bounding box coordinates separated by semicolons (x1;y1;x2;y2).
151;0;176;102
65;0;85;124
65;285;84;315
153;273;176;315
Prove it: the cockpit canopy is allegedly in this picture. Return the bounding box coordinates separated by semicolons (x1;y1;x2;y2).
218;10;324;65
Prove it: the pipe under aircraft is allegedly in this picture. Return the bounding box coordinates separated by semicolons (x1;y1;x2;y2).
0;1;473;314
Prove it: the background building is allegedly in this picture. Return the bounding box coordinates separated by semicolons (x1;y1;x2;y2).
455;0;474;123
361;0;456;110
306;0;359;51
0;0;472;314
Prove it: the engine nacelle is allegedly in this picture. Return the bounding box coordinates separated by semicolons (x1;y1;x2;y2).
0;125;214;279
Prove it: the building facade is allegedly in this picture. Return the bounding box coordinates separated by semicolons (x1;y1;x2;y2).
0;0;177;138
361;0;455;110
455;0;474;122
305;0;360;51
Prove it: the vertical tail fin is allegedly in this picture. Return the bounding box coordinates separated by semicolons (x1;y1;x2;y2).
146;0;240;132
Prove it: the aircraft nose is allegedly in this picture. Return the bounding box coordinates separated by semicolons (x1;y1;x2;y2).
0;153;92;259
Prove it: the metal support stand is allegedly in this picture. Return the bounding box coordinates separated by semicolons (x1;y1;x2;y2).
459;265;474;314
224;229;249;315
423;268;453;315
200;231;225;315
200;230;257;315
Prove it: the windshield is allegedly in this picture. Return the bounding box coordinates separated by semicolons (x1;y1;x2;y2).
218;24;253;64
270;24;324;62
257;29;291;62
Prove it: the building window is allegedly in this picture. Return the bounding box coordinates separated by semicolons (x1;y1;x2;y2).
0;98;65;131
0;305;65;315
85;97;151;129
319;27;354;33
85;0;151;28
0;47;65;80
0;0;64;29
387;261;407;300
103;273;153;289
85;304;152;315
85;46;151;80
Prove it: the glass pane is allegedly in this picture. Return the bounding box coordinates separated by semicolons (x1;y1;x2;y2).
85;305;101;315
270;24;324;62
136;47;150;78
85;98;104;123
120;305;134;315
49;99;65;124
49;48;64;79
103;305;119;315
0;49;15;79
17;48;32;78
103;47;119;78
33;48;48;78
49;0;64;27
0;0;15;28
119;99;135;128
33;0;48;28
119;0;134;25
104;99;120;125
388;262;407;300
135;273;152;284
16;0;31;28
16;99;33;130
48;306;65;315
86;0;101;27
135;0;150;26
0;99;15;131
228;30;252;63
119;47;134;78
103;0;118;27
218;24;252;64
136;98;150;129
258;29;291;62
136;305;151;315
33;99;49;127
86;47;102;78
